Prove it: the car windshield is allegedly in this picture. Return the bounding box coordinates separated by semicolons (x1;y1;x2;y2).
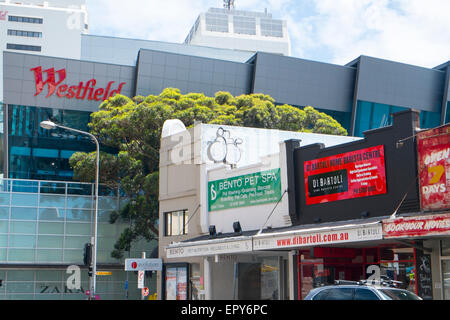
378;289;421;300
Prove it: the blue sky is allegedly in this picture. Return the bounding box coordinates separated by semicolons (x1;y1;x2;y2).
86;0;450;68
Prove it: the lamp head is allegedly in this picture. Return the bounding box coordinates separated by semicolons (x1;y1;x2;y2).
40;120;57;130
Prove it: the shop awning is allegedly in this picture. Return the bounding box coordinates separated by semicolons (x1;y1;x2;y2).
165;216;385;259
166;235;253;258
382;212;450;239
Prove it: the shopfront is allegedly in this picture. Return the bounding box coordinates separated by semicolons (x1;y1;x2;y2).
441;240;450;299
296;245;419;299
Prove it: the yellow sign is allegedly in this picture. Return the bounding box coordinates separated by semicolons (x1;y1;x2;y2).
96;271;112;276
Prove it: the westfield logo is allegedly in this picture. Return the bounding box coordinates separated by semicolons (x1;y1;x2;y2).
30;66;126;101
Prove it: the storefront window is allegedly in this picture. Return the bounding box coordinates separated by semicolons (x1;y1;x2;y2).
441;240;450;256
259;257;280;300
442;260;450;300
442;240;450;300
190;263;201;300
165;264;188;300
298;246;417;300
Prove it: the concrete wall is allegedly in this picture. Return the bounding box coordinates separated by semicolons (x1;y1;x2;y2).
253;52;356;112
356;56;446;112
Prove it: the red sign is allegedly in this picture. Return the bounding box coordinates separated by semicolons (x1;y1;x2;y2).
383;213;450;238
30;66;126;101
312;247;356;258
304;145;387;205
0;11;7;20
417;124;450;211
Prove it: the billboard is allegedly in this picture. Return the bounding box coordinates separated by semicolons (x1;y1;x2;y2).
208;168;282;212
304;145;387;205
417;124;450;211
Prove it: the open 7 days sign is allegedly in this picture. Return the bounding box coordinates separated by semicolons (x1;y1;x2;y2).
208;168;282;212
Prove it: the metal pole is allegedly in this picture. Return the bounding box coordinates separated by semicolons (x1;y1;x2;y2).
141;251;146;300
91;137;99;300
48;124;100;300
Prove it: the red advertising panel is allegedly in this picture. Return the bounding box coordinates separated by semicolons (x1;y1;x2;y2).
417;124;450;211
304;145;387;205
383;213;450;238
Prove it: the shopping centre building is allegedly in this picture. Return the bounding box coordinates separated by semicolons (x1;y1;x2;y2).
162;110;450;300
0;0;449;300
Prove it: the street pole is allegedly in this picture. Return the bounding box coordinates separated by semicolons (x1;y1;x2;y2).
40;120;100;300
141;251;146;300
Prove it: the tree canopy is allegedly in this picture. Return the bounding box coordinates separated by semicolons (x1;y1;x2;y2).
69;88;348;258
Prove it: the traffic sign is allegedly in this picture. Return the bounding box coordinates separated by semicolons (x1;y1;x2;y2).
125;258;162;271
96;271;112;276
142;287;149;297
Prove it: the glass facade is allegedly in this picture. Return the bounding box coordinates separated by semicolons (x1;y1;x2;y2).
354;100;441;137
0;178;154;264
205;13;229;33
315;107;352;134
7;105;114;181
233;16;256;35
0;178;156;299
298;246;417;300
445;101;450;124
260;18;283;38
0;268;153;300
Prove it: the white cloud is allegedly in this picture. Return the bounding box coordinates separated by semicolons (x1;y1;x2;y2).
86;0;450;68
287;0;450;67
87;0;209;42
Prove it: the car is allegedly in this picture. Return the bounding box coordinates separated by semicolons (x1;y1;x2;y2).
304;280;422;300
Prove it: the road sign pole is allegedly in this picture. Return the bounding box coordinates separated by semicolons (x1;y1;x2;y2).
141;252;145;300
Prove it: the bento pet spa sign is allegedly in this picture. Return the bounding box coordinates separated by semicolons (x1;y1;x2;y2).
208;168;281;212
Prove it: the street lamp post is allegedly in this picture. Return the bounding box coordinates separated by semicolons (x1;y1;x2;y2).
40;120;100;300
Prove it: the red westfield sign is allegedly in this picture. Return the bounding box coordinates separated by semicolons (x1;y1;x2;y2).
304;145;387;205
30;66;126;101
383;213;450;238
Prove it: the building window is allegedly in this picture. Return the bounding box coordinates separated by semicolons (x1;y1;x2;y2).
8;15;43;24
205;13;228;33
354;100;441;137
445;101;450;124
165;210;188;236
233;16;256;35
7;43;41;52
260;18;283;37
354;100;408;137
8;29;42;38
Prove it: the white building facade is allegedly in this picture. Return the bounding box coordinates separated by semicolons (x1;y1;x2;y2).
184;7;291;56
0;0;88;101
159;121;360;300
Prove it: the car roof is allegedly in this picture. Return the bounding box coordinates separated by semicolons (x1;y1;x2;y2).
309;284;404;291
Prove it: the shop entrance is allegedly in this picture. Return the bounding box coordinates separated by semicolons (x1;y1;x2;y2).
297;245;417;300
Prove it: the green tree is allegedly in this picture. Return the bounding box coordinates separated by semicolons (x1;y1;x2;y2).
69;88;348;258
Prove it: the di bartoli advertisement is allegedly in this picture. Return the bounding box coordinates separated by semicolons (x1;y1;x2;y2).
304;145;387;205
417;124;450;211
